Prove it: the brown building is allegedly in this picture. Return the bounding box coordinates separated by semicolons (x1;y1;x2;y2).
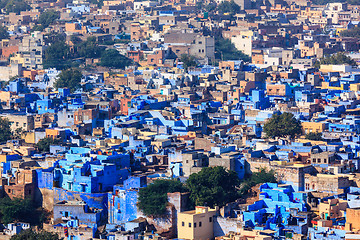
3;169;36;200
346;208;360;231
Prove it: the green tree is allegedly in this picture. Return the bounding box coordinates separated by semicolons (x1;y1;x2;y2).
263;112;302;139
54;68;82;92
38;10;60;28
12;127;24;139
311;0;360;5
239;168;277;195
43;41;71;70
75;37;105;59
31;25;44;32
10;229;60;240
36;137;61;153
305;132;323;141
0;25;9;40
217;0;240;15
316;52;357;67
340;26;360;38
0;198;36;224
99;49;132;69
186;166;240;208
32;10;60;31
88;0;104;8
215;37;250;62
0;117;11;143
137;179;188;217
70;35;82;45
3;0;30;14
180;54;197;71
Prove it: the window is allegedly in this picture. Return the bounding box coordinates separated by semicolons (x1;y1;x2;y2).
199;222;202;227
194;223;196;228
182;222;184;226
209;217;212;222
189;223;191;227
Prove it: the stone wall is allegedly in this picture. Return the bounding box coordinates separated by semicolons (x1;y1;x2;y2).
214;216;241;237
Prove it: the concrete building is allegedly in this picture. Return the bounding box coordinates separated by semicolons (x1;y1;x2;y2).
177;206;218;240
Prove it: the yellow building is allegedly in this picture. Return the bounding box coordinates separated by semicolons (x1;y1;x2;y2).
10;53;25;67
350;83;360;92
302;122;326;134
177;206;218;240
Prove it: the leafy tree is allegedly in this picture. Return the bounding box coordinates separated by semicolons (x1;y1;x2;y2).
70;35;82;45
239;168;277;195
45;33;66;45
31;25;44;32
0;117;11;143
263;112;302;139
305;132;323;141
205;3;217;12
10;229;60;240
99;49;132;69
180;54;197;71
12;127;24;139
74;36;105;59
137;179;188;217
36;137;61;153
88;0;104;8
196;1;216;12
0;25;9;40
2;0;30;14
43;41;71;70
186;166;240;208
32;10;60;31
54;68;82;92
0;198;36;224
340;26;360;37
315;52;357;68
215;37;250;62
38;10;60;28
311;0;360;5
217;0;240;15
